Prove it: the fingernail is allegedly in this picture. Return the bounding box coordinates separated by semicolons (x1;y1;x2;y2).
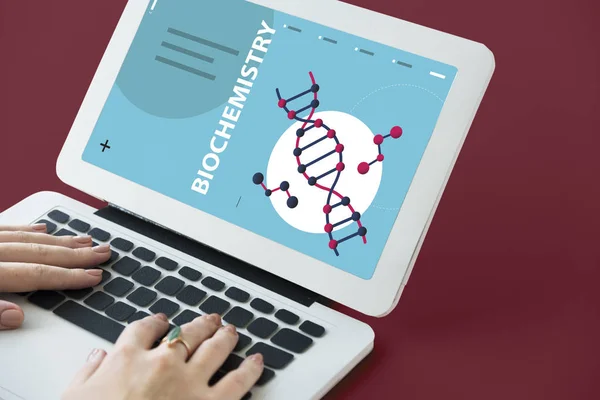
224;324;237;334
208;313;221;324
248;353;263;365
32;223;47;232
87;348;105;362
74;235;92;243
93;244;110;253
86;269;103;276
0;309;24;329
154;313;168;322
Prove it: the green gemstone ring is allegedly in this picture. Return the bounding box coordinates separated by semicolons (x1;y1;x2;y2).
161;326;192;358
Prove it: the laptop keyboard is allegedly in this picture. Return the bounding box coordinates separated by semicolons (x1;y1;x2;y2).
25;209;328;399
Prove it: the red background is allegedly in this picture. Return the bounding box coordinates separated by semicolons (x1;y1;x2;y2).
1;1;599;399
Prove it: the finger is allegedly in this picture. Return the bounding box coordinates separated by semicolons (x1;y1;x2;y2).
69;348;107;385
116;313;170;350
0;263;103;292
211;354;264;399
0;300;24;330
0;231;93;249
0;224;47;233
0;243;110;267
190;323;239;380
157;314;221;361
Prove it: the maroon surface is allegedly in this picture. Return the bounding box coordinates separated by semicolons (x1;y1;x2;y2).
1;1;599;399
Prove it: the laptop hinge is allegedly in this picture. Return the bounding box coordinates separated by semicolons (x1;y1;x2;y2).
95;204;328;308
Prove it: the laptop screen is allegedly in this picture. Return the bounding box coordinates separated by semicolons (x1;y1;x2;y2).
82;0;457;280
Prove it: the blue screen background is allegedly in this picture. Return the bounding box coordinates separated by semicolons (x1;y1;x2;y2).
83;0;457;279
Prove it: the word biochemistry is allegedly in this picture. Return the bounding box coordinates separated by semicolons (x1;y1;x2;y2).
191;20;276;195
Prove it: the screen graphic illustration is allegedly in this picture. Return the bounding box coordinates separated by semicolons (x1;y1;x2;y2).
253;72;403;256
81;0;458;279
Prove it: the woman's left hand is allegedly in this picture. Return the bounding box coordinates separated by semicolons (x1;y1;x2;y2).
0;224;111;330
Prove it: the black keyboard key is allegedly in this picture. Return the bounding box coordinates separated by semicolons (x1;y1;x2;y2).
199;296;230;315
209;370;226;386
224;307;254;328
100;250;119;267
55;228;76;237
68;219;90;233
89;227;110;242
225;287;250;303
127;287;157;307
156;256;178;271
246;343;293;369
299;320;325;338
172;310;201;325
48;209;69;223
112;256;140;276
235;332;252;352
99;270;112;285
275;309;299;325
54;300;124;343
220;353;244;371
178;266;202;281
104;277;134;297
132;247;155;262
128;311;150;324
84;292;115;311
176;286;206;306
201;276;225;291
105;301;136;322
271;328;313;353
250;298;274;314
36;219;57;234
155;276;184;296
28;291;65;310
247;318;278;339
256;368;276;386
111;237;134;252
218;353;275;386
149;298;180;318
132;266;161;286
63;287;93;300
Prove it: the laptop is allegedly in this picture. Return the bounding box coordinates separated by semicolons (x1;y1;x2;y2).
0;0;495;398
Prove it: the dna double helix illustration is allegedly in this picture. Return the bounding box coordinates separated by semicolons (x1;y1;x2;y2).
253;72;403;256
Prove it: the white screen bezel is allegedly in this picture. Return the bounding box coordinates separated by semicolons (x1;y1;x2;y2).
57;0;494;316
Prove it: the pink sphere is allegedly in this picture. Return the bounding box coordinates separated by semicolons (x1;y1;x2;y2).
390;126;403;139
357;162;370;175
278;99;287;108
374;134;384;145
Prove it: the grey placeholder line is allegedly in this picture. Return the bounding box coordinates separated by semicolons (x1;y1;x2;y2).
286;25;302;33
155;56;216;80
394;60;413;68
167;28;240;56
161;41;214;63
323;37;337;44
356;47;374;56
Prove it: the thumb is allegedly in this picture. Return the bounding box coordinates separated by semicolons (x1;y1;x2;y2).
69;348;107;386
0;300;24;330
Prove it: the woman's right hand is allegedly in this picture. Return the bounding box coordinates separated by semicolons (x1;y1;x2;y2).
63;313;264;400
0;224;111;330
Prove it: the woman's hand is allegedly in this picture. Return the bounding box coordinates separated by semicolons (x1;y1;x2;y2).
0;224;111;330
63;313;264;400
